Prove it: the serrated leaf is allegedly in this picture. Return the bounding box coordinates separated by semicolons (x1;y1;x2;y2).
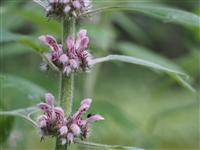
0;107;39;128
82;5;200;27
2;74;47;103
91;55;197;97
74;139;144;150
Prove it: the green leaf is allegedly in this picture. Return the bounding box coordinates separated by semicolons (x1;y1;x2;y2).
148;102;198;131
17;37;50;54
91;55;197;96
0;30;25;42
91;55;186;76
0;107;39;128
0;102;15;145
1;30;49;54
169;74;198;98
2;8;61;34
82;5;200;27
112;12;152;46
74;139;144;150
0;43;29;58
2;74;47;103
1;30;60;71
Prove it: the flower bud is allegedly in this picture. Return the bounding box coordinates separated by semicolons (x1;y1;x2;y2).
70;124;81;135
59;54;69;64
67;133;74;143
59;126;68;136
61;138;67;145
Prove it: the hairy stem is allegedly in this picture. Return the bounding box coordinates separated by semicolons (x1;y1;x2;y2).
55;17;75;150
55;138;68;150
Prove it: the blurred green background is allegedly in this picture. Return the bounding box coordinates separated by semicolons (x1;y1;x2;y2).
1;0;199;149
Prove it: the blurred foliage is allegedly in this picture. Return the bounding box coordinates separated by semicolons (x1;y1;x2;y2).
1;0;199;150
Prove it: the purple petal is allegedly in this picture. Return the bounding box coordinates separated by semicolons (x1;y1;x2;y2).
70;124;81;135
59;126;68;136
80;37;89;48
59;54;69;64
37;115;47;122
67;133;74;143
86;114;104;123
64;5;71;13
78;104;90;113
45;93;54;107
72;1;80;8
38;35;48;45
61;138;67;145
80;98;92;106
45;35;57;46
78;29;87;40
38;119;47;128
67;36;74;50
69;59;79;69
63;65;71;76
54;106;64;116
45;53;52;60
38;103;51;112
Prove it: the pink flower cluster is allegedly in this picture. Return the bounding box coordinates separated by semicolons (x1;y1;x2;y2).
33;0;92;18
37;93;104;145
39;29;92;75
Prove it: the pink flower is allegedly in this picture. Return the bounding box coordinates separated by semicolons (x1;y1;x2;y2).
37;95;104;146
67;36;75;50
64;5;71;13
59;126;68;136
85;114;104;124
67;133;74;143
39;35;57;47
61;138;67;145
81;98;92;106
69;59;79;69
37;115;47;128
38;103;51;113
63;65;71;76
70;124;81;135
72;1;81;8
45;53;52;60
76;29;88;49
54;106;64;117
34;0;92;19
59;54;69;64
38;120;47;128
45;93;54;107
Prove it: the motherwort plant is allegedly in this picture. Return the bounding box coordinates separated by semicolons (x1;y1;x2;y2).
1;0;199;150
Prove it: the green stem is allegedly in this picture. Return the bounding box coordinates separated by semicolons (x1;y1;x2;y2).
55;17;75;150
59;73;74;117
55;138;68;150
